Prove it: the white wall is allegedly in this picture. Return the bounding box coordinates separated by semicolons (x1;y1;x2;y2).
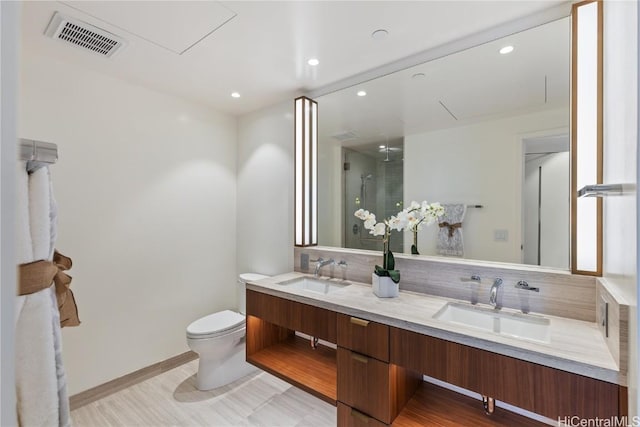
404;109;568;264
602;0;638;416
318;137;342;248
0;2;18;424
523;151;569;268
19;53;237;395
237;101;294;276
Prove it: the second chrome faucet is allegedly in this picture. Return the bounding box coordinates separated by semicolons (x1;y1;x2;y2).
489;278;503;308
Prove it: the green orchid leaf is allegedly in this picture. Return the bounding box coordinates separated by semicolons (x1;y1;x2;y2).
374;265;389;277
389;270;401;283
386;250;395;271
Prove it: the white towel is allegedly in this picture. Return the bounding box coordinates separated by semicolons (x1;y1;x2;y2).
15;163;32;321
436;204;467;257
29;168;51;261
15;166;61;427
48;171;71;427
16;162;32;265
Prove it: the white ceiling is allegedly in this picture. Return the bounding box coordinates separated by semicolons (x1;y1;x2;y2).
21;1;567;116
318;16;571;147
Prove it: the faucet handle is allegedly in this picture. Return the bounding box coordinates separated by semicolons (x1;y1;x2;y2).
460;275;481;283
337;260;348;268
515;280;539;292
310;257;324;263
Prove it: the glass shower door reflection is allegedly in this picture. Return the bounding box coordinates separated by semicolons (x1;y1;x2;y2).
343;147;403;253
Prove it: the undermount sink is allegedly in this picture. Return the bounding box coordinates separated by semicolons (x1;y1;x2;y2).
277;277;351;295
433;302;551;343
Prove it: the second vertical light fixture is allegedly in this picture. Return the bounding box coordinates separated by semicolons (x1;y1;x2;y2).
294;96;318;247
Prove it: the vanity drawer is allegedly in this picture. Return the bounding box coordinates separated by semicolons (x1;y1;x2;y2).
337;313;389;361
337;347;391;423
246;290;337;342
337;402;388;427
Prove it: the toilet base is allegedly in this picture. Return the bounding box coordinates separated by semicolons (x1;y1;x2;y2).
195;342;257;391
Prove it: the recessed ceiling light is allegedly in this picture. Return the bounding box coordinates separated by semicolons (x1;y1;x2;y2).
357;90;367;97
379;145;386;149
371;29;388;40
499;45;514;55
307;58;319;66
231;92;241;98
412;73;426;79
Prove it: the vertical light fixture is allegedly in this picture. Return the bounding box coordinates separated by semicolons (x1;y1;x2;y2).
294;96;318;247
571;0;603;275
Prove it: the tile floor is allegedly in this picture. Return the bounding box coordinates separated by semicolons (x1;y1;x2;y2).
71;360;336;427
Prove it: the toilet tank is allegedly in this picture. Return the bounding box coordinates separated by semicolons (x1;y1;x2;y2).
237;273;270;315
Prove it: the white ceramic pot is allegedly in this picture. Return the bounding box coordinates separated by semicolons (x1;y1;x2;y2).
372;273;399;298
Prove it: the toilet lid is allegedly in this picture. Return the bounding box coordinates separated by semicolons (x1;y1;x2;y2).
187;310;245;338
239;273;269;282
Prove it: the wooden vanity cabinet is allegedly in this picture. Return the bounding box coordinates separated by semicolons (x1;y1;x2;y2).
245;290;338;404
390;327;621;420
336;314;421;426
246;289;624;424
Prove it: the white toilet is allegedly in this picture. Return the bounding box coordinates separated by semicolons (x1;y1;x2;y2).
186;273;269;391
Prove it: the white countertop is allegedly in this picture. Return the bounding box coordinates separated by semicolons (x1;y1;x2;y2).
247;272;623;386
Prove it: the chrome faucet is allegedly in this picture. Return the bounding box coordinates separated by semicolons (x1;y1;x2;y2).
313;258;335;277
489;278;503;308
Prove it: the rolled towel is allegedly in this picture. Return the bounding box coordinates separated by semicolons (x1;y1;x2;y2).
436;204;467;257
16;162;32;266
16;165;60;427
29;167;51;261
47;169;71;427
16;162;32;321
15;167;69;426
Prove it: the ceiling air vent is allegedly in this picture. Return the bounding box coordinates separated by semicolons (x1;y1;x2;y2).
44;12;126;58
331;131;359;142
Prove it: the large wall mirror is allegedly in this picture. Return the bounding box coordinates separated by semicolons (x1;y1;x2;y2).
317;15;574;269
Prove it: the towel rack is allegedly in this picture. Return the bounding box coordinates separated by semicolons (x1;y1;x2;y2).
466;205;483;208
577;184;623;197
19;138;58;171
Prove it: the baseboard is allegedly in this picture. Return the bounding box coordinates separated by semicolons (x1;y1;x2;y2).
69;350;198;410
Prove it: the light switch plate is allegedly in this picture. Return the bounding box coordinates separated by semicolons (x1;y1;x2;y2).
494;229;508;241
301;253;309;271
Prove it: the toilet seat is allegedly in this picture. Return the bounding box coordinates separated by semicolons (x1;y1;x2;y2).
187;310;245;339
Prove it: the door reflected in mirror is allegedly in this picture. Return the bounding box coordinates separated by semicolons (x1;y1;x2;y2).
318;16;570;269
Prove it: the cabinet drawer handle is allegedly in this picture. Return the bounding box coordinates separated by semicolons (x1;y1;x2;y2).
351;353;369;364
350;408;372;423
350;317;370;327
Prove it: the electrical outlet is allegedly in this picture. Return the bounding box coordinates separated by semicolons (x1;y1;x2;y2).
301;253;309;271
599;296;609;338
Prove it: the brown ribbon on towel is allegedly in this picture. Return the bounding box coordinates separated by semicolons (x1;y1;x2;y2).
18;250;80;328
439;222;462;238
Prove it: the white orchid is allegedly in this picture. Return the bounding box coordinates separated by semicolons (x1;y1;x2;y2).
353;199;444;277
391;200;445;254
399;200;444;232
387;214;404;232
353;208;398;282
370;222;387;236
